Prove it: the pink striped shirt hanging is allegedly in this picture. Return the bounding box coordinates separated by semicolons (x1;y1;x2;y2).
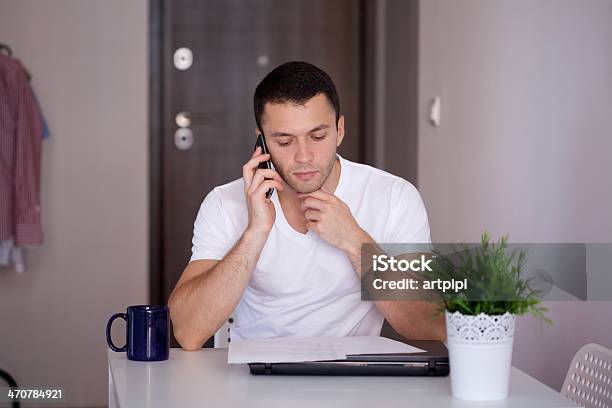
0;54;43;246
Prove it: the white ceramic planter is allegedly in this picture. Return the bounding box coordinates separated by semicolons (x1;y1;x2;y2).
445;310;516;401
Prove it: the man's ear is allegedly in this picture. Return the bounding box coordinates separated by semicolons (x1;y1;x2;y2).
254;128;261;136
336;115;345;147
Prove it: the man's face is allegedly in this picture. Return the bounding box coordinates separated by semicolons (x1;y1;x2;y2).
258;93;345;194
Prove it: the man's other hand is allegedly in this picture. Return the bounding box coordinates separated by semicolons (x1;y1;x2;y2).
298;188;372;255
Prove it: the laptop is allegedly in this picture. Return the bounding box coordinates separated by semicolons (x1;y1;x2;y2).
248;339;449;376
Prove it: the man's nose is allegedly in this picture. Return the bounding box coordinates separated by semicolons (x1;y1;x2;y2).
294;140;314;164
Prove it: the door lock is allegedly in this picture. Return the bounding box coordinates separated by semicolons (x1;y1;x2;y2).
174;128;194;150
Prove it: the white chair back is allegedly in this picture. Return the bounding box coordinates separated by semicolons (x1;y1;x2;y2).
213;315;234;348
562;343;612;408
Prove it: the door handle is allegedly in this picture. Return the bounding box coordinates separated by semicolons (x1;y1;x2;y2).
175;111;221;128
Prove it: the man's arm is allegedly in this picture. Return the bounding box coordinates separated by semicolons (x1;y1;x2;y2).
169;146;284;350
168;228;268;350
345;234;447;341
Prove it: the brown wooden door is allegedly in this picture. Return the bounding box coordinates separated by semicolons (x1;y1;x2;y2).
151;0;366;347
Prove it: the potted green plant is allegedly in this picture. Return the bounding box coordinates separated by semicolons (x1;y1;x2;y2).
425;232;551;401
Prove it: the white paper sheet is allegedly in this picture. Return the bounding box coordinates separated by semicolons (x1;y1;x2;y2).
333;336;425;356
227;336;425;364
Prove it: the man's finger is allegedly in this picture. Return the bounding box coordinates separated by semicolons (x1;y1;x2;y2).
249;169;283;195
250;169;283;190
243;153;271;190
305;221;318;232
245;153;271;170
297;189;332;201
251;179;284;198
304;209;321;222
301;197;325;211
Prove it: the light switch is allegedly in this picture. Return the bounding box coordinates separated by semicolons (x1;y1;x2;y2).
430;97;441;127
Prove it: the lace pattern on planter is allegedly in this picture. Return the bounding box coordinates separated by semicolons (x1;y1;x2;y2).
445;311;515;343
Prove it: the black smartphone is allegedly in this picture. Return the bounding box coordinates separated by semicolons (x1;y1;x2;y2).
254;133;274;198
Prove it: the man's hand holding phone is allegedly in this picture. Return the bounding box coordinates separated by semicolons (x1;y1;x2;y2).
169;143;283;350
242;146;284;235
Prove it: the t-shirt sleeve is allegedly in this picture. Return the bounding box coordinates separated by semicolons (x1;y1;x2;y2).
387;181;432;244
190;189;234;262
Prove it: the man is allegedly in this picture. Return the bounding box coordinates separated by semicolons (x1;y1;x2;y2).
169;61;445;351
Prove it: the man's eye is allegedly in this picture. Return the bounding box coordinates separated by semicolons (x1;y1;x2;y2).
312;134;327;141
278;141;291;147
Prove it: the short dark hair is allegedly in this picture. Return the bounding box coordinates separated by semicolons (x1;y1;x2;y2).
253;61;340;131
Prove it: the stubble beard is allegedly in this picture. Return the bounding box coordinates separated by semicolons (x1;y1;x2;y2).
274;155;337;194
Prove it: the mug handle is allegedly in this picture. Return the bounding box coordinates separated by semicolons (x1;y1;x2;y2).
106;313;128;352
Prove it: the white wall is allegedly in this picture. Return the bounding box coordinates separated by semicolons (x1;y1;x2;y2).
418;0;612;391
0;1;148;406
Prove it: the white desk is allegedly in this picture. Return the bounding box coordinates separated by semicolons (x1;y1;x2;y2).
108;348;578;408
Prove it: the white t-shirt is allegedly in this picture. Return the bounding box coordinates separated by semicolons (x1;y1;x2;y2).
190;155;431;341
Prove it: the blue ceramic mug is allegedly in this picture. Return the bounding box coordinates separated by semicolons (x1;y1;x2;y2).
106;305;169;361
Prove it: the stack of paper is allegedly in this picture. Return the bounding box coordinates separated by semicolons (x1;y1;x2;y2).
227;336;425;364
